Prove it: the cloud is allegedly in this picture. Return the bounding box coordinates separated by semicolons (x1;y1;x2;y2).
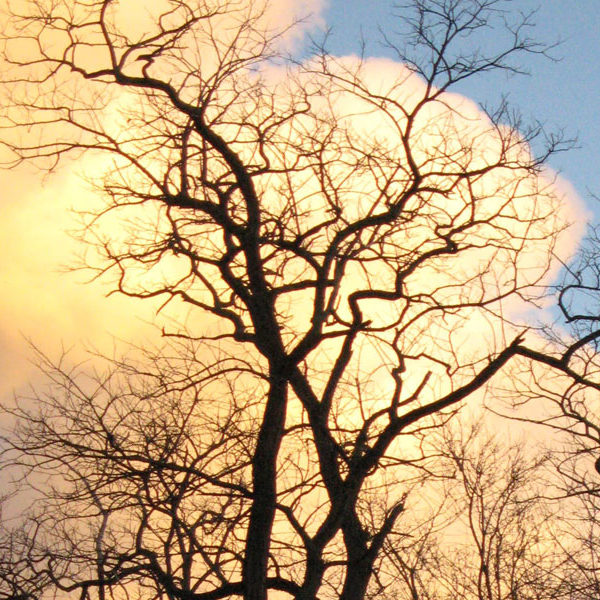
259;55;583;322
0;7;590;591
0;4;585;412
0;157;162;401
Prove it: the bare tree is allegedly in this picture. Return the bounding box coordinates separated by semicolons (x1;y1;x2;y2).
372;421;580;600
556;494;600;600
504;225;600;497
2;1;600;599
434;424;570;600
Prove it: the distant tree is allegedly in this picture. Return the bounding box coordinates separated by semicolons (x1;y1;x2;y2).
432;425;569;600
507;225;600;497
556;494;600;600
372;421;580;600
2;1;600;600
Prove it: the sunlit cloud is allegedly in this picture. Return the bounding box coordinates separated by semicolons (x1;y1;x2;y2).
0;1;585;415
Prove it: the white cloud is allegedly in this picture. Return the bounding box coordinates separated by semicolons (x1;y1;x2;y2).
0;4;585;410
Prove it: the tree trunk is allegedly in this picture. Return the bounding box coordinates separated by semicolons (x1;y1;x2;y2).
243;370;288;600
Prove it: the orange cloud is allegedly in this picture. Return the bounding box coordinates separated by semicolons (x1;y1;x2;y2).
0;4;586;412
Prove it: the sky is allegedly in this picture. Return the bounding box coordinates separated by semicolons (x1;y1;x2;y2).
1;0;599;405
324;0;600;219
0;4;598;591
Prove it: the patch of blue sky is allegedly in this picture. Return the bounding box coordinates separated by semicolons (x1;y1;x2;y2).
322;1;600;220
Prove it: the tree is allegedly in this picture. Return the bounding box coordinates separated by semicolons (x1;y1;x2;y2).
431;424;570;600
376;421;578;600
2;1;600;599
504;225;600;498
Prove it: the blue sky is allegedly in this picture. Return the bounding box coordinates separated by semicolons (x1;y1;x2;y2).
323;1;600;220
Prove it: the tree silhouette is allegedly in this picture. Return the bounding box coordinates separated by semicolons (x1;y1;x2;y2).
2;1;600;599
